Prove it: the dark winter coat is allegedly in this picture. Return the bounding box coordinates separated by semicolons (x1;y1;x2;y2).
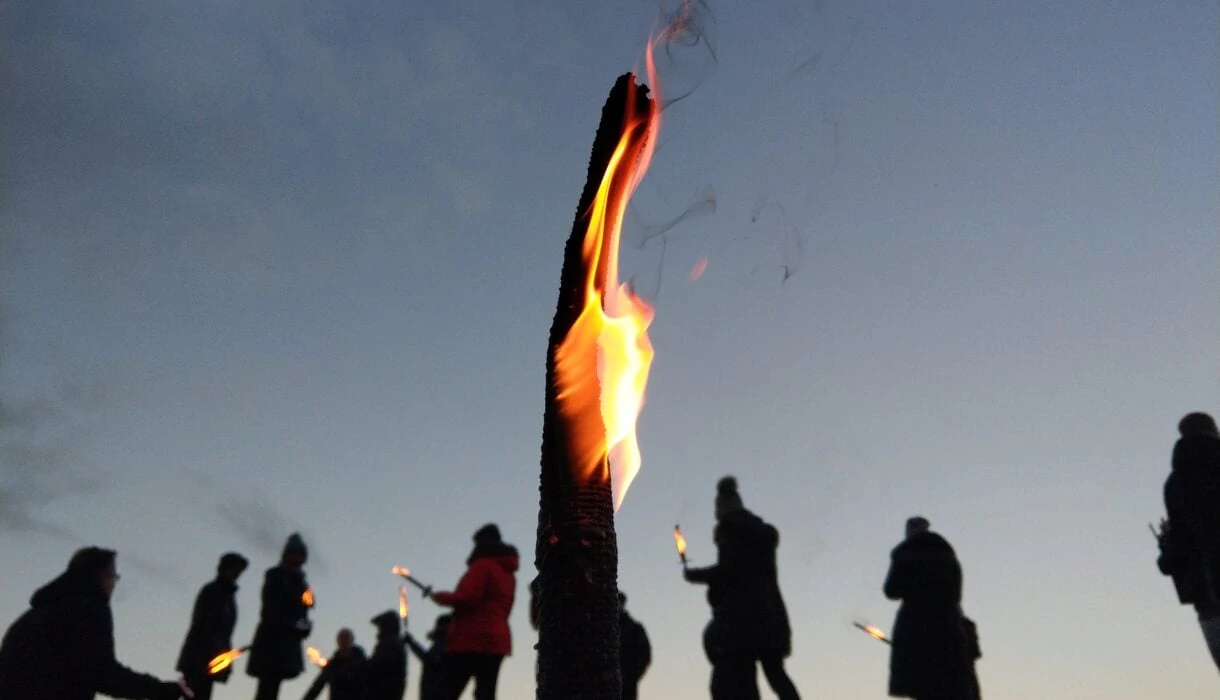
619;610;651;688
404;633;446;700
883;531;973;700
247;566;312;681
0;570;173;700
431;543;519;656
366;632;406;700
685;508;792;659
301;647;367;700
1161;434;1220;607
176;578;239;682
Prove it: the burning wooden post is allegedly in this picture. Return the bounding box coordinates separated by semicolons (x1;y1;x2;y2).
535;71;659;700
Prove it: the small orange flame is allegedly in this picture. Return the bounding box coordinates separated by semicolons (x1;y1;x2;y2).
301;587;314;608
673;525;687;557
207;648;245;675
391;566;410;578
398;586;409;620
306;646;328;668
862;624;888;641
689;257;708;281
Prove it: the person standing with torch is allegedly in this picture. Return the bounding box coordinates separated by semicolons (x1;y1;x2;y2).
176;552;249;700
247;533;313;700
882;517;974;700
683;476;801;700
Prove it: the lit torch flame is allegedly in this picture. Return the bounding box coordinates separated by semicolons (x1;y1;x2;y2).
398;585;409;620
391;566;410;578
673;525;687;566
301;587;314;608
553;41;668;512
207;647;247;675
853;622;891;645
306;646;328;668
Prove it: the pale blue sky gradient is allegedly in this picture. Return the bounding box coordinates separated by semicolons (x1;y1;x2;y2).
2;1;1217;698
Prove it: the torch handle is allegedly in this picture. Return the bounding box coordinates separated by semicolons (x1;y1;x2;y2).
406;574;432;594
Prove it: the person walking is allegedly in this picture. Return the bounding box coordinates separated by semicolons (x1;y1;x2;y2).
0;547;190;700
176;552;249;700
883;517;974;700
1157;411;1220;671
683;477;800;700
247;534;314;700
428;524;519;700
617;591;651;700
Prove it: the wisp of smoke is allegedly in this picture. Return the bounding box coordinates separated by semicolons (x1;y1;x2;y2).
201;478;327;574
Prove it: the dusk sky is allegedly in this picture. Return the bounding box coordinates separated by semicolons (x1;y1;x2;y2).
2;1;1216;698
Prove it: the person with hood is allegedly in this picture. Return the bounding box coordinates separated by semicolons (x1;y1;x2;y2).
617;591;651;700
301;628;367;700
404;615;451;700
366;611;406;700
1157;411;1220;670
0;546;190;700
683;477;799;700
883;517;974;700
427;523;519;700
248;533;314;700
177;552;249;700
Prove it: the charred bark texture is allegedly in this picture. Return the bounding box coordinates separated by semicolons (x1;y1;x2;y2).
536;74;652;700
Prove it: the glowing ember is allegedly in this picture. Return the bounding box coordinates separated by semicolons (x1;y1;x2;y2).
398;585;409;620
206;647;246;675
301;587;314;607
553;42;668;512
306;646;328;668
689;257;708;281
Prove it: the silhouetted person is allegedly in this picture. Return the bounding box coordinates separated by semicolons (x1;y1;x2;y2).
429;523;519;700
177;552;249;700
1158;411;1220;671
883;517;973;700
684;477;800;700
404;615;451;700
617;591;651;700
0;547;190;700
366;611;406;700
302;628;367;700
248;534;314;700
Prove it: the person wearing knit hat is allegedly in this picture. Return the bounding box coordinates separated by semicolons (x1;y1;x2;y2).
685;476;800;700
366;611;407;700
1159;411;1220;672
430;524;520;700
883;517;973;700
175;552;249;700
247;534;314;700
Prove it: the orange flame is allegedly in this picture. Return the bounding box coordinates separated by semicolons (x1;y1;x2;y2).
673;525;687;557
301;587;314;607
207;648;245;675
398;586;409;620
306;646;328;668
554;41;669;512
863;624;888;641
689;257;708;281
391;566;410;578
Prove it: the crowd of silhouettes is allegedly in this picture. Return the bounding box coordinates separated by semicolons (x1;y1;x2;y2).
2;410;1216;699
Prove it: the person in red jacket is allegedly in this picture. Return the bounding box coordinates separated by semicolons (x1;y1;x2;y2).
426;524;519;700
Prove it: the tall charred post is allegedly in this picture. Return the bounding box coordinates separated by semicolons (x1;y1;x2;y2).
535;74;653;700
